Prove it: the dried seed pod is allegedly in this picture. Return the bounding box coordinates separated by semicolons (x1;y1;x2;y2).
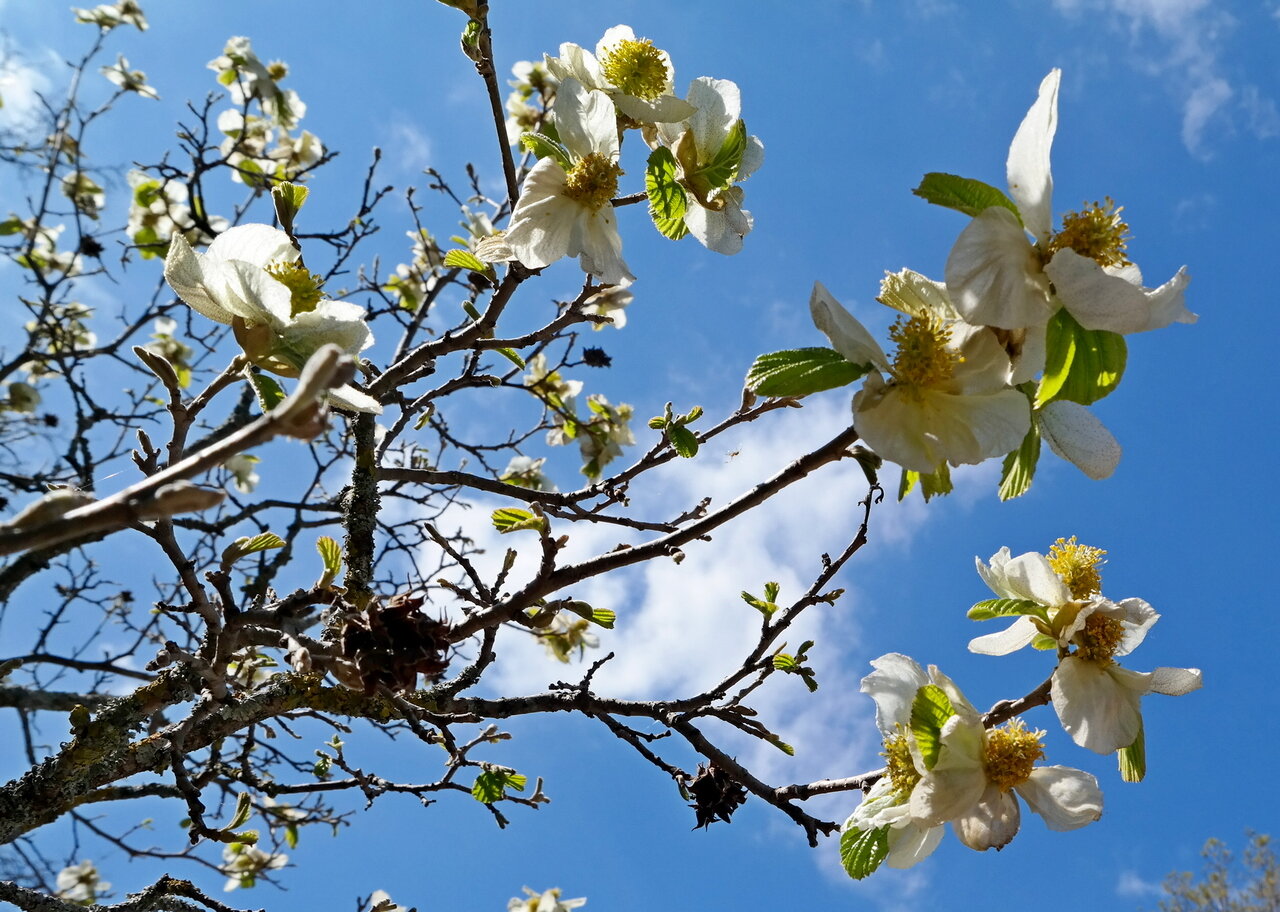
687;763;747;829
337;592;452;694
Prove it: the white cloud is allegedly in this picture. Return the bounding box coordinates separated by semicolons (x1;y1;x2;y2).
383;118;432;174
1116;869;1163;897
1181;76;1232;158
0;51;53;132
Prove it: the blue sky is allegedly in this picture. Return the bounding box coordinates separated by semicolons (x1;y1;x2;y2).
1;0;1276;909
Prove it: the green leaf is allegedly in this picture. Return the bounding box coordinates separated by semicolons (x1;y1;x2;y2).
443;248;489;274
696;118;747;189
645;146;689;240
284;823;299;849
221;532;286;567
898;463;953;502
763;581;780;603
0;216;26;236
1035;308;1127;408
745;347;868;398
1118;722;1146;783
767;735;795;756
316;536;342;589
967;598;1049;623
741;591;779;616
840;825;890;880
772;654;797;671
998;420;1041;501
494;347;525;369
226;792;253;831
245;371;286;412
590;608;616;629
471;769;527;803
491;507;547;534
1031;633;1059;651
519;132;571;168
271;181;309;234
910;684;955;770
912;172;1021;222
668;425;699;458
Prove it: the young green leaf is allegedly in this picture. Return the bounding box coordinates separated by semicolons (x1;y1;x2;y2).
745;347;868;398
1118;723;1146;783
999;421;1041;501
967;598;1050;623
471;769;528;803
696;118;747;189
910;684;955;770
1035;309;1127;408
898;463;953;502
741;590;780;616
518;132;571;168
443;248;489;274
913;172;1021;222
494;347;526;369
668;424;699;458
645;146;689;240
221;532;286;568
316;536;343;589
491;507;547;534
245;370;286;412
225;792;254;832
840;825;890;880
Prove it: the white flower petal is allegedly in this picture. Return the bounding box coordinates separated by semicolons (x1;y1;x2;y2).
555;79;618;159
946;207;1054;329
1149;666;1203;696
808;282;888;368
684;189;752;255
1045;249;1171;334
1111;597;1159;655
953;784;1020;851
327;384;382;414
569;204;633;285
613;92;697;124
506;160;577;269
981;549;1072;606
1038;399;1121;480
1006;69;1059;244
164;233;237;324
683;77;741;161
886;822;944;869
968;616;1039;655
1052;657;1148;754
207;223;296;269
1145;265;1197;328
1017;765;1103;831
860;653;928;737
910;716;986;826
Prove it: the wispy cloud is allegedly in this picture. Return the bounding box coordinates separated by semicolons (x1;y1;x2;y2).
1116;869;1164;898
1051;0;1276;158
0;50;53;133
383;117;433;174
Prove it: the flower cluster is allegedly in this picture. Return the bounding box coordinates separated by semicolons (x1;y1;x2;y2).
56;859;111;905
127;170;226;259
842;539;1200;879
760;70;1194;499
503;25;763;286
208;38;324;186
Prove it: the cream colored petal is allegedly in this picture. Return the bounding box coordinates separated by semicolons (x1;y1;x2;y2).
1149;666;1203;696
613;92;697;124
206;223;296;269
684;77;740;161
909;716;986;826
886;822;944;869
946;207;1053;330
684;190;752;255
571;204;633;286
993;549;1072;606
1006;69;1059;244
1112;597;1159;656
1052;657;1148;754
1047;250;1193;334
953;784;1021;851
506;159;575;269
878;269;959;321
555;78;617;159
1017;766;1102;831
808;283;888;369
968;616;1039;655
860;652;929;737
163;233;237;324
1038;399;1121;480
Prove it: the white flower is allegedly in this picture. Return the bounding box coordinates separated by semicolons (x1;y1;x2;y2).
127;170;226;258
575;394;634;478
163;224;380;413
810;273;1029;472
56;859;110;904
945;69;1196;337
582;282;632;330
544;25;695;125
505;79;633;285
101;54;158;99
652;78;764;255
221;843;287;891
501;455;556;492
223;453;261;493
73;0;146;30
508;886;587;912
909;712;1103;851
367;890;408;912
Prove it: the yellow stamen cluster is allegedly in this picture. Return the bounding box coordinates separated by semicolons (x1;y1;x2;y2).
1075;612;1126;664
598;38;668;101
1047;197;1132;268
264;259;324;317
563;153;623;212
1048;536;1106;598
889;315;960;391
882;725;921;799
982;719;1045;792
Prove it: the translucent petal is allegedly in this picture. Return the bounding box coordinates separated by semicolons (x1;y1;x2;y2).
684;77;740;160
953;785;1020;851
1039;400;1121;480
860;652;928;737
1006;69;1059;244
808;282;888;369
1018;766;1103;831
1052;657;1147;754
163;233;237;324
684;189;752;255
968;616;1039;655
1150;666;1203;696
946;207;1053;330
886;821;944;869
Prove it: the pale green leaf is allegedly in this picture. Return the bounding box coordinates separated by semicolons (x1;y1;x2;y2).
745;347;868;398
1035;308;1127;408
1118;722;1146;783
998;420;1041;501
910;684;955;770
913;172;1021;222
491;507;547;534
645;146;689;240
518;132;571;168
967;598;1049;623
443;249;488;273
840;825;890;880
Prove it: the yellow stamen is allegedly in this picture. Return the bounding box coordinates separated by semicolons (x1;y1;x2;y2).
563;153;623;212
982;719;1045;792
888;315;960;391
264;259;324;317
1074;612;1126;664
598;38;669;101
881;725;921;799
1047;536;1106;598
1047;197;1132;268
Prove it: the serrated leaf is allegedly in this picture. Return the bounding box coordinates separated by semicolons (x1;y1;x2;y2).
1118;722;1146;783
967;598;1050;623
221;532;286;567
745;347;868;398
772;653;797;671
443;248;488;273
696;118;747;189
519;131;571;168
999;421;1041;501
840;825;890;880
316;536;342;589
246;371;286;412
1035;308;1127;408
913;172;1021;222
741;591;779;616
910;684;955;770
668;424;699;458
763;581;781;603
491;506;547;534
471;769;527;803
590;608;616;629
898;463;953;503
645;146;689;240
